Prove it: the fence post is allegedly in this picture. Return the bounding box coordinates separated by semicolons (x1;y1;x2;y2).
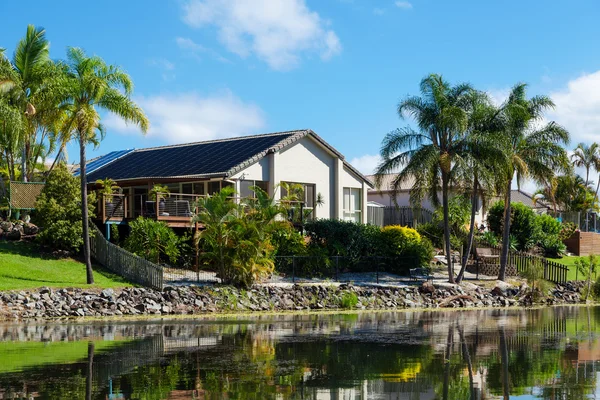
376;257;379;284
543;258;548;281
292;256;296;284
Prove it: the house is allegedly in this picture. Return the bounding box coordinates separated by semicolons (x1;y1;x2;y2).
366;173;486;226
366;173;553;226
83;129;373;229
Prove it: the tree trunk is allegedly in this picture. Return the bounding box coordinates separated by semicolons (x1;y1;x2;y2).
86;342;95;400
457;178;479;283
442;174;455;283
79;135;94;284
499;326;510;400
595;174;600;200
499;180;512;281
21;146;27;182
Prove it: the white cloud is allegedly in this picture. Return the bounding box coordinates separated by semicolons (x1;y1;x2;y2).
181;0;342;70
349;154;382;175
395;1;413;9
104;90;266;144
176;37;230;63
548;70;600;144
373;7;385;16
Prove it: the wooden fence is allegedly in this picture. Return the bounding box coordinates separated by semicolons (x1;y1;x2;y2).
485;245;569;284
90;224;164;290
382;206;434;227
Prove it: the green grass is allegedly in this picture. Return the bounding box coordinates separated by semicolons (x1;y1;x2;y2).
550;255;599;281
0;340;130;373
0;241;131;290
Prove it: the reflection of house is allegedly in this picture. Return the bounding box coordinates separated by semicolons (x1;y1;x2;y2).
81;130;372;229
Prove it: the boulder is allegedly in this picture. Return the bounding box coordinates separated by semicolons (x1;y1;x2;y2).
419;281;436;294
491;280;514;297
23;223;39;236
0;221;13;232
6;228;22;241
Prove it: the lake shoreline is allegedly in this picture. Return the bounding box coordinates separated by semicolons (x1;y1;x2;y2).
0;280;588;322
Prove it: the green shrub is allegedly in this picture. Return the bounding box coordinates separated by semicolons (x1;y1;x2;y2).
559;221;577;241
520;261;553;302
124;217;180;264
575;255;598;301
379;225;433;273
416;221;444;248
340;292;359;309
591;275;600;300
304;219;380;259
538;234;567;257
35;164;96;252
536;214;561;237
487;201;538;251
110;224;120;244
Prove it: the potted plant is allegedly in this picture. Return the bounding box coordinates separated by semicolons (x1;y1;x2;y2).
149;184;170;201
96;178;121;204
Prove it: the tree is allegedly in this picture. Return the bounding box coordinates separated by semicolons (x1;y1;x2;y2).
60;47;148;284
95;178;120;197
124;217;180;264
571;142;599;188
375;74;473;283
453;91;507;282
574;255;598;302
0;25;68;182
497;84;570;281
534;173;597;213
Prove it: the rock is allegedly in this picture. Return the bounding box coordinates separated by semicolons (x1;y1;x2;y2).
6;228;22;241
22;223;38;236
0;221;13;232
419;281;436;294
491;281;514;297
101;289;115;300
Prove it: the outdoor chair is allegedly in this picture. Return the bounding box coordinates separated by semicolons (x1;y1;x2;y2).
174;200;193;217
410;267;433;281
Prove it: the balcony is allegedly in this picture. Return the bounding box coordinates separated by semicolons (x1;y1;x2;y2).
99;193;203;228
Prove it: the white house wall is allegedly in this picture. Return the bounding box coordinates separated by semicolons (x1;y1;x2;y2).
233;135;369;222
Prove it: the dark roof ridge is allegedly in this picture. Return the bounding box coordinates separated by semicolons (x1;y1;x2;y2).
133;129;309;153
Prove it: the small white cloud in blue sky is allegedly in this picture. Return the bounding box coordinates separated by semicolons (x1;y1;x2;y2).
181;0;342;71
395;1;413;10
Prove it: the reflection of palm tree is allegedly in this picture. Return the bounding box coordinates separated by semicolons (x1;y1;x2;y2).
459;326;476;400
499;326;510;400
443;325;454;400
86;342;95;400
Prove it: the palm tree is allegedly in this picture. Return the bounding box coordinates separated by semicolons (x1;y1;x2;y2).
571;142;600;188
497;84;570;281
454;92;507;283
0;25;65;182
375;74;473;283
61;47;148;284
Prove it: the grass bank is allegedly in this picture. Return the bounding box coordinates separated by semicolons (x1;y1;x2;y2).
552;255;598;281
0;241;131;291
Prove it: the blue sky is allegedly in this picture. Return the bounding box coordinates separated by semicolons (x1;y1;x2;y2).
2;0;600;191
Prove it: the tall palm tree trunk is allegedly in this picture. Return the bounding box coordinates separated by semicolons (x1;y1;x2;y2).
79;133;94;284
457;178;479;283
499;180;512;281
499;326;510;400
442;175;455;283
459;326;476;400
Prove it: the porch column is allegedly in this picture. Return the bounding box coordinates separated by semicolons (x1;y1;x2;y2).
269;152;280;201
334;158;344;220
362;180;368;224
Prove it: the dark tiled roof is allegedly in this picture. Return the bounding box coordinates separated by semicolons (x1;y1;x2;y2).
85;129;373;186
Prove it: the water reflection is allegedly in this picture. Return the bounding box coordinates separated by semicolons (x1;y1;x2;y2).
0;307;599;399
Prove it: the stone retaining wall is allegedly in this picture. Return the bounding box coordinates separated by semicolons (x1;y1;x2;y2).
0;281;585;321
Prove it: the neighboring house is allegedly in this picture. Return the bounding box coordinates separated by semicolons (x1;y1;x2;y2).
366;173;486;225
366;173;552;226
83;129;372;228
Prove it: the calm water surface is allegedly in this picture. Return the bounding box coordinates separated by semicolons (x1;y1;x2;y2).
0;307;599;399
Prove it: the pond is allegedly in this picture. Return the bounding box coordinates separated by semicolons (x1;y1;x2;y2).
0;307;599;399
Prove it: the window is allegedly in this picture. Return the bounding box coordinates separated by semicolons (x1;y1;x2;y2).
207;181;233;195
182;182;205;195
240;180;268;199
281;182;316;220
343;188;362;222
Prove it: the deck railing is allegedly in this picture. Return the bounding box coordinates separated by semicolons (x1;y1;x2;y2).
90;224;164;290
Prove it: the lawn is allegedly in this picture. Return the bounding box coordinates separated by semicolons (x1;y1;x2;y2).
0;241;131;290
551;255;598;281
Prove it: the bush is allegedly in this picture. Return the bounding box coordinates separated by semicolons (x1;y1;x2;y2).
124;217;180;264
379;225;433;273
340;292;358;309
35;164;96;252
487;201;538;251
592;275;600;301
559;221;577;241
304;219;380;259
538;234;567;257
416;221;444;248
536;214;561;237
